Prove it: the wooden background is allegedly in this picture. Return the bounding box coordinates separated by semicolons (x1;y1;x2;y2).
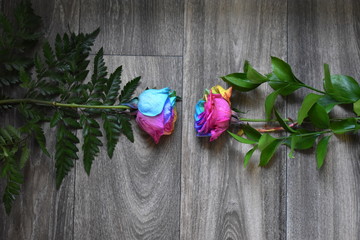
1;0;360;239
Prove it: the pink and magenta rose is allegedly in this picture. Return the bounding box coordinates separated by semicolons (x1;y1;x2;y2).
194;85;232;141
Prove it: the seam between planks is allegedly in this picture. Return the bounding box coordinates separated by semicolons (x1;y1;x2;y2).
179;1;186;239
285;0;288;239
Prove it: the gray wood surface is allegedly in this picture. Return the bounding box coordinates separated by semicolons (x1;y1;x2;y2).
74;56;182;240
181;1;287;239
1;0;360;239
0;1;79;240
79;0;184;56
287;0;360;239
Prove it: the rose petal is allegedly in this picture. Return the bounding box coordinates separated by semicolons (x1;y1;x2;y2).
138;88;171;116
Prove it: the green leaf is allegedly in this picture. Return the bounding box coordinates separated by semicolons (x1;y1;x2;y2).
265;90;280;120
258;133;277;151
221;73;260;92
316;135;331;169
19;69;32;88
55;124;79;189
242;124;262;141
31;124;50;157
246;65;268;84
5;125;21;141
317;95;343;113
50;111;62;128
297;93;323;125
259;139;282;166
271;57;301;83
244;146;257;168
277;83;303;96
43;41;56;66
81;116;102;175
288;135;298;158
19;146;30;169
284;131;319;150
274;109;297;133
63;117;81;129
89;47;107;103
103;114;121;158
330;118;359;134
308;103;330;129
353;99;360;116
1;157;24;215
323;64;332;93
119;76;141;103
228;131;257;144
104;66;122;105
119;115;134;143
243;60;250;73
326;74;360;103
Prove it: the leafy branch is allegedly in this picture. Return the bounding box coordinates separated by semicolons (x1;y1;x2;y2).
224;57;360;168
0;1;142;213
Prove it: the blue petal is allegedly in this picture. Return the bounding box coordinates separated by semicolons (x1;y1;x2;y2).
194;100;205;121
138;88;170;116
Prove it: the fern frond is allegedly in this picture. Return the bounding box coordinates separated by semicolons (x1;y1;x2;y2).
104;66;122;105
0;125;26;215
119;115;134;143
102;113;121;158
2;158;24;214
81;115;102;175
119;76;141;103
55;123;79;189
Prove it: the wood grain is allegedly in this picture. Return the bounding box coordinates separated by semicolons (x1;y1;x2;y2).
181;0;287;239
0;1;79;239
79;0;184;56
74;56;182;240
287;0;360;239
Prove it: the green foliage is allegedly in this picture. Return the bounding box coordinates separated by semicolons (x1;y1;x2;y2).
228;131;257;144
308;103;329;129
297;93;323;125
243;147;257;168
119;76;141;103
323;65;360;103
330;118;360;134
0;0;42;88
242;124;261;141
259;139;282;166
264;90;279;120
0;125;27;214
354;99;360;116
225;56;360;168
221;73;261;92
55;122;79;188
274;109;297;133
0;2;142;214
316;135;331;169
80;115;102;175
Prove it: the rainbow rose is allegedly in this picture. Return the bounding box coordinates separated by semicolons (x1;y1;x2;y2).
136;88;178;143
194;85;232;141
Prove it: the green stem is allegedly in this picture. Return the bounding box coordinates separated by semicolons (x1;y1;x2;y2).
302;84;326;94
0;98;130;109
279;130;332;140
239;118;291;123
239;117;360;123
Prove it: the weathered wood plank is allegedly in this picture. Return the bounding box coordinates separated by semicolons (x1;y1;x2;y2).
80;0;184;56
74;56;182;240
0;1;79;239
181;0;287;239
287;0;360;239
